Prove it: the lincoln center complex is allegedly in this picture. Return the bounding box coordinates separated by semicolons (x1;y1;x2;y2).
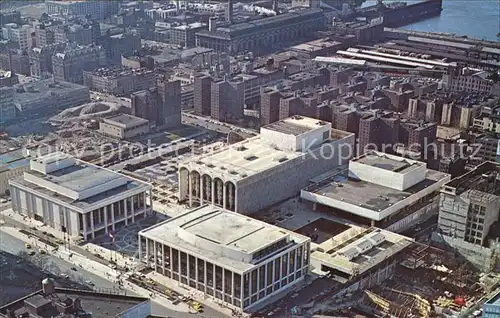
138;205;310;311
178;116;355;214
9;152;152;240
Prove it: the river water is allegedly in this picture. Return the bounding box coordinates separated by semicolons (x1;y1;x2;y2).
363;0;500;41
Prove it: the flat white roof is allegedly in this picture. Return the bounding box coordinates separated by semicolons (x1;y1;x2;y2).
180;135;302;180
301;168;449;220
140;205;309;272
311;227;413;277
262;116;329;136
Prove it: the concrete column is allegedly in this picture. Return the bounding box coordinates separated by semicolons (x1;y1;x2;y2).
195;257;198;284
231;271;235;299
222;266;225;296
169;246;173;271
204;260;207;293
264;261;268;291
82;212;88;240
223;183;227;210
124;199;128;226
294;247;298;276
111;203;115;231
211;179;216;206
312;202;317;211
188;174;193;206
104;205;108;233
138;235;142;261
212;263;216;294
371;219;375;227
143;193;147;215
199;178;204;206
149;189;153;209
257;266;260;293
90;210;95;239
154;240;158;272
178;249;181;282
187;253;190;281
272;259;276;287
240;274;244;309
131;195;135;223
162;244;166;275
145;238;149;267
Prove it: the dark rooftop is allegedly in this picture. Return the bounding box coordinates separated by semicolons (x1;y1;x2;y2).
196;8;323;39
1;287;150;318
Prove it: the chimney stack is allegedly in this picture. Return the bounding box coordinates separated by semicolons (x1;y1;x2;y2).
226;0;233;23
273;0;279;14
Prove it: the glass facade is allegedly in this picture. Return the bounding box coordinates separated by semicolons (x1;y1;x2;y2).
140;236;310;310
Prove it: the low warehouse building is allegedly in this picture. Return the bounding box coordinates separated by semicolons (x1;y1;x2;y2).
9;152;152;240
99;114;150;139
179;116;355;214
138;205;310;311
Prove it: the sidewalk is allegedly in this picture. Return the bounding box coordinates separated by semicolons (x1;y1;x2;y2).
146;271;250;318
0;221;194;315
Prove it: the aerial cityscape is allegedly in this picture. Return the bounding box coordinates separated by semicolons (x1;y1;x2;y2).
0;0;498;318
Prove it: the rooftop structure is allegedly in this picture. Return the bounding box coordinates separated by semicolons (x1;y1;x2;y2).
13;79;90;114
0;278;151;318
100;114;150;139
9;152;152;240
310;226;413;282
301;151;450;225
179;116;355;213
195;8;325;54
139;205;310;311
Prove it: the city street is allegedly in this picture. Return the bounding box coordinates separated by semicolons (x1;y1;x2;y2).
182;113;257;137
0;226;224;317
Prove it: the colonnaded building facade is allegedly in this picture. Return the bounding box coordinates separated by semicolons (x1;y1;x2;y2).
139;205;311;311
9;152;152;240
178;116;355;214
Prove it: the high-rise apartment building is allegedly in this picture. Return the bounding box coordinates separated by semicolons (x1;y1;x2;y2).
0;86;16;123
157;79;182;128
193;74;212;116
0;49;30;75
45;0;119;20
130;79;182;128
211;78;245;123
102;32;141;64
2;23;32;50
29;42;66;79
358;112;400;155
260;87;282;126
52;44;106;84
35;24;55;47
436;162;500;272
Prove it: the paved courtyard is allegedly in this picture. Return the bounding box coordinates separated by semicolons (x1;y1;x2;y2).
91;214;168;258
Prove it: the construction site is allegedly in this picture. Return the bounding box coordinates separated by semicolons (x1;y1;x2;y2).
319;243;500;318
251;196;500;318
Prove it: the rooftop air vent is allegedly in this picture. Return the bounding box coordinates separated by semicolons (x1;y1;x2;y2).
274;156;288;163
244;155;258;161
220;166;226;170
229;170;238;175
236;146;248;151
207;163;215;168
